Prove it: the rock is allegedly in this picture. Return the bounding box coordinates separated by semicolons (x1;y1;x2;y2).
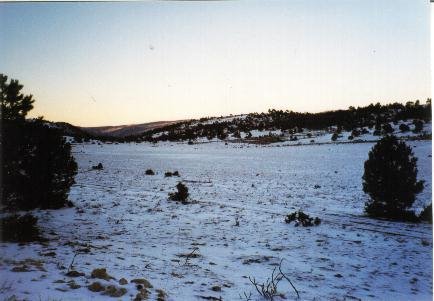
91;268;114;281
104;285;127;297
11;265;30;272
421;240;430;246
134;289;149;301
88;281;105;292
119;278;128;285
131;278;153;288
66;270;85;277
156;288;167;301
211;285;221;292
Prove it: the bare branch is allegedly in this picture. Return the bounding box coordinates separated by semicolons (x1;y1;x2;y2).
246;259;300;300
279;259;300;299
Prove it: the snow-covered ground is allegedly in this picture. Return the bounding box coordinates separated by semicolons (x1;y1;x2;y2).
1;141;432;300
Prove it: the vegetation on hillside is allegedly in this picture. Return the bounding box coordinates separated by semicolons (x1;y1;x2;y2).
134;100;431;143
35;100;431;144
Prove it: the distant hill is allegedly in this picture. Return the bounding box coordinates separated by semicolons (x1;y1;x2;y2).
53;122;92;138
80;120;185;138
133;100;431;143
41;100;431;144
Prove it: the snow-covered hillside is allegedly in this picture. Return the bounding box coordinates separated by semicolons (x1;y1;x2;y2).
135;102;431;144
0;141;432;300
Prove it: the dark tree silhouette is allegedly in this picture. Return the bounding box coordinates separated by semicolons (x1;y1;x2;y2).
413;119;424;133
399;123;410;132
382;123;394;134
362;135;423;221
0;75;34;121
1;74;77;210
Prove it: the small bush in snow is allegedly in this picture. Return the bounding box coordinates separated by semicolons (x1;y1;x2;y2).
331;133;339;141
1;214;42;242
351;129;361;137
165;171;179;177
285;211;321;227
169;182;189;204
92;163;103;170
363;135;423;221
399;123;410;132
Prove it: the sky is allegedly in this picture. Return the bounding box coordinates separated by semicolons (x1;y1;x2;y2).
0;0;431;127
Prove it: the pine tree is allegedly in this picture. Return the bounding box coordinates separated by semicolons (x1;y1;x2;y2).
413;119;424;133
1;74;77;210
1;74;34;121
362;135;423;221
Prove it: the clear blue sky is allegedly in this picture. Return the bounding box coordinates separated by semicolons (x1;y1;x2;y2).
0;0;430;126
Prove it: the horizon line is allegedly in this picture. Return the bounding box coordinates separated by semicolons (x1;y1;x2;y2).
38;98;431;128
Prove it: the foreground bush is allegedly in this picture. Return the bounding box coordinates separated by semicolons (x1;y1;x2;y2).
3;119;77;210
1;74;77;210
362;135;423;221
1;214;42;242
